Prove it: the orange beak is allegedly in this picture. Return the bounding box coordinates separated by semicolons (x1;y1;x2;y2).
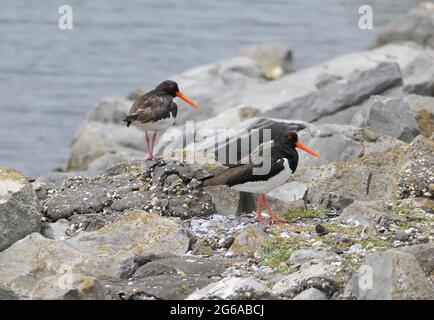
295;141;321;158
176;91;201;110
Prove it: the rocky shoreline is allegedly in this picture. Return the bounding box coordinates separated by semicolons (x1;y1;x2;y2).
1;3;434;300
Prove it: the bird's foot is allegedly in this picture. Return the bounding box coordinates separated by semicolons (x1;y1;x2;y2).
255;213;270;224
269;212;289;224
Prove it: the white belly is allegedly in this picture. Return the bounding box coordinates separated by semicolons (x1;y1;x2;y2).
133;112;176;132
231;159;292;194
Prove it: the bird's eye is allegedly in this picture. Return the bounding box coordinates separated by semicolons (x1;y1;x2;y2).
288;136;292;141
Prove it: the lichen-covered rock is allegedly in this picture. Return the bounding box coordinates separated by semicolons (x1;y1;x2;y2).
0;211;191;299
230;224;270;256
0;167;41;251
293;287;328;300
288;249;340;266
346;249;434;300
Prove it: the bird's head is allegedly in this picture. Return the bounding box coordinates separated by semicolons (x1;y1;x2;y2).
276;131;320;158
156;80;200;110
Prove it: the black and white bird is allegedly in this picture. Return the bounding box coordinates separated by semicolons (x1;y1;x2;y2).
123;80;200;160
202;131;320;223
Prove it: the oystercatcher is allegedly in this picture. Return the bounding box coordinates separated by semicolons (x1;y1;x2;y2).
202;131;320;223
123;80;200;160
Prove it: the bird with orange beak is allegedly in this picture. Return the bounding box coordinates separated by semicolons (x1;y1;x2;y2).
123;80;200;160
202;131;320;224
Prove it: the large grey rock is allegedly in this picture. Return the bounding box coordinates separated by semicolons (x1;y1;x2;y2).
0;210;191;299
187;277;273;300
375;2;434;49
0;167;41;251
293;287;328;300
346;249;434;300
238;43;293;79
106;256;227;300
363;95;420;142
340;201;403;228
261;62;402;122
396;243;434;276
282;136;433;209
42;160;215;222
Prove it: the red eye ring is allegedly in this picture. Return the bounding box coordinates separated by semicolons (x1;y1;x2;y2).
288;135;293;141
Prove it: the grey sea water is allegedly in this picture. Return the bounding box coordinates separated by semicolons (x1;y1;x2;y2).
0;0;420;177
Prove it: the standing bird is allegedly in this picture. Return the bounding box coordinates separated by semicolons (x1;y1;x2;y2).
202;131;320;224
123;80;200;160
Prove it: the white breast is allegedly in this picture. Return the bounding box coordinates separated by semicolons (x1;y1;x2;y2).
231;159;292;195
134;112;176;132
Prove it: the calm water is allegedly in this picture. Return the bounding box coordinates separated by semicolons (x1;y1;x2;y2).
0;0;420;177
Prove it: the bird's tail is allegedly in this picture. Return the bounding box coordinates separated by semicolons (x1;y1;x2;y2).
122;114;139;127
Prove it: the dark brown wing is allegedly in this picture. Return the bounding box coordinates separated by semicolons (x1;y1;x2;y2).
123;93;176;126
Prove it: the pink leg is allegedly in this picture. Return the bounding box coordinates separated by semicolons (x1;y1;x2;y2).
263;196;286;224
145;132;152;160
256;193;269;224
149;132;157;159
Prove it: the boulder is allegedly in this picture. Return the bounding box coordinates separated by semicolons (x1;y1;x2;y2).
187;277;273;300
0;167;41;251
261;62;402;122
375;2;434;49
230;224;270;256
0;210;191;298
346;249;434;299
41;160;215;222
238;43;294;79
105;256;226;300
292;287;328;300
340;201;404;228
396;243;434;276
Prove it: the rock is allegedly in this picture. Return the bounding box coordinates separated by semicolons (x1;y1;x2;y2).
187;277;273;300
346;249;434;299
363;95;420;142
292;287;328;300
127;84;149;101
238;43;293;79
288;250;339;266
375;2;434;49
230;224;270;256
0;211;191;298
0;167;41;251
398;136;434;199
272;262;336;297
261;61;402;122
41;219;70;240
106;256;226;300
286;136;432;209
42;160;215;222
30;274;108;300
340;201;403;228
203;185;240;216
396;243;434;276
405;94;434;138
192;238;216;256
